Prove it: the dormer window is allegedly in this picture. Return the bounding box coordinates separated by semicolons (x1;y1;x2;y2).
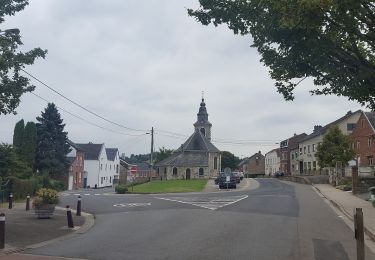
200;128;206;136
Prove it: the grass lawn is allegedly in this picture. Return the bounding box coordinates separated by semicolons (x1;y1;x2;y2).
128;179;208;193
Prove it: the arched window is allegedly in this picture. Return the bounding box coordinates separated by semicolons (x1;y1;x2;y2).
200;128;206;136
199;168;204;176
214;157;218;169
173;167;178;176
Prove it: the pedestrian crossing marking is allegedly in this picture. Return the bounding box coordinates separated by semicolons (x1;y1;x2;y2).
155;195;248;210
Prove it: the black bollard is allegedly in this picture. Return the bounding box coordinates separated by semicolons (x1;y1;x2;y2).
0;213;5;249
8;194;13;209
76;196;81;216
26;195;30;211
66;205;74;228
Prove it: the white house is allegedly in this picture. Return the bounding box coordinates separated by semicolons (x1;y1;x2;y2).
76;143;120;188
298;110;361;175
265;148;280;176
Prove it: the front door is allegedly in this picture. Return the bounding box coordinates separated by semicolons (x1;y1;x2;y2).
186;169;191;180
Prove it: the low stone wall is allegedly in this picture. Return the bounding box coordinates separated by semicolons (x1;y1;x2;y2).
281;175;329;185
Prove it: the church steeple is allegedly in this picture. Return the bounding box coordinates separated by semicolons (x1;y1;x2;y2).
194;96;212;140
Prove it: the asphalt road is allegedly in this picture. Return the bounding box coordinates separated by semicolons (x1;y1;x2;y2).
24;179;375;260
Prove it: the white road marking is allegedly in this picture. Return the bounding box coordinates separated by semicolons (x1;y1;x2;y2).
113;203;151;207
94;194;101;196
84;194;90;196
74;194;80;196
155;195;248;210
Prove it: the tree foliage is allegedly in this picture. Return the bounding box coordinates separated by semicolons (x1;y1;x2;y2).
0;143;32;179
0;0;47;115
13;119;24;154
188;0;375;109
154;147;173;163
316;126;355;168
23;121;37;169
221;151;240;170
36;103;70;177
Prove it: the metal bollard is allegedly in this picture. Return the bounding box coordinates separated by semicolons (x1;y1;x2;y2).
8;194;13;209
0;213;5;249
26;195;30;211
76;196;81;216
66;205;74;228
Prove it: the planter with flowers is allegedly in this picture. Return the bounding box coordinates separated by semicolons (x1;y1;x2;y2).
33;188;59;219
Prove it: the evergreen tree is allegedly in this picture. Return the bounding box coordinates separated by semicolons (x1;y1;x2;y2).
316;126;356;168
23;121;37;170
36;103;70;177
13;119;24;155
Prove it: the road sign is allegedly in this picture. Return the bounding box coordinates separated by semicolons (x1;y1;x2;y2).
130;166;137;176
226;176;230;182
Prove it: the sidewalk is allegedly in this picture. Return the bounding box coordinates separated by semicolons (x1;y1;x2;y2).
0;201;90;257
314;184;375;241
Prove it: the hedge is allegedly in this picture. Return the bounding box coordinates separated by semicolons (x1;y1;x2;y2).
7;176;40;200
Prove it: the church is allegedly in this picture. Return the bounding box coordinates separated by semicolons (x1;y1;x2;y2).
155;98;222;180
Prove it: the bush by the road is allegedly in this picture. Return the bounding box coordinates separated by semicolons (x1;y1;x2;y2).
115;184;128;194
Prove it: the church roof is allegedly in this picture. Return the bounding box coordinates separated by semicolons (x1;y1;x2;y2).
155;152;209;167
176;130;220;153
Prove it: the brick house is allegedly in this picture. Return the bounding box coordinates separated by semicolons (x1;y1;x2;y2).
279;133;307;175
351;112;375;176
67;140;85;190
242;151;265;176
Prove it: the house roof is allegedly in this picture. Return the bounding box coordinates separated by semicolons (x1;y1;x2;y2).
75;143;103;160
365;112;375;132
175;130;220;153
67;139;85;151
249;151;264;160
301;110;362;142
265;148;280;156
155;152;209;167
106;148;118;161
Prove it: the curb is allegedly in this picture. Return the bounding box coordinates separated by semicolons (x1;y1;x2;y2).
0;208;95;256
312;184;375;242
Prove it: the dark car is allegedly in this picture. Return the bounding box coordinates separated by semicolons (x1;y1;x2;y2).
218;173;237;189
275;171;285;178
232;172;241;184
214;176;221;185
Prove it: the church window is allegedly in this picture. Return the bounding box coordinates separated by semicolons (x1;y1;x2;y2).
173;167;178;176
199;168;204;176
200;128;206;136
214;157;218;169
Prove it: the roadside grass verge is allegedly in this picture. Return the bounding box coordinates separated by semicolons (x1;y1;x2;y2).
127;179;208;193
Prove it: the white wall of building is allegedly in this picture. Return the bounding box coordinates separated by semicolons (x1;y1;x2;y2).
265;150;280;176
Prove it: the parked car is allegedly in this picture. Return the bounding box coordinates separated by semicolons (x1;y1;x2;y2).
274;171;285;178
238;173;244;180
218;173;237;189
232;172;241;184
214;176;221;185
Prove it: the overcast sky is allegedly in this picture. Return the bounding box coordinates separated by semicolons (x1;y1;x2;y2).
0;0;362;158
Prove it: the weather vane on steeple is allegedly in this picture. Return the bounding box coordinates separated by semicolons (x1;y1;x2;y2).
202;91;204;101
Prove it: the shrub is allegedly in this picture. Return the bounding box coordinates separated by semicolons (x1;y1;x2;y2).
115;184;128;194
50;179;66;191
7;176;40;199
35;188;59;204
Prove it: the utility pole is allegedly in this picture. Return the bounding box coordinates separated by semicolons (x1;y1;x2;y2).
150;127;154;181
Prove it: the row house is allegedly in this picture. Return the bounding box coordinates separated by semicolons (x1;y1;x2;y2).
66;140;85;190
76;142;120;188
351;111;375;176
298;110;361;175
279;133;307;175
265;148;280;176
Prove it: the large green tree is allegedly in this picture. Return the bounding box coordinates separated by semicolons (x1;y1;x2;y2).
0;0;47;115
23;121;37;170
13;119;24;154
316;126;355;168
36;103;70;177
221;151;241;171
188;1;375;109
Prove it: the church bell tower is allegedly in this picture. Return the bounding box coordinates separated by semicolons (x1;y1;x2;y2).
193;97;212;141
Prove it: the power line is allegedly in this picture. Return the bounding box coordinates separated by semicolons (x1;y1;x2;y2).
22;69;147;132
30;92;148;137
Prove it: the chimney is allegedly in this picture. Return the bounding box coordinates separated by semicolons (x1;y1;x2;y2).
313;125;322;133
346;110;352;115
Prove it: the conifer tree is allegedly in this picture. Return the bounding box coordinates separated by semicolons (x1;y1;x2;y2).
36;103;70;177
13;119;24;155
23;121;37;170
